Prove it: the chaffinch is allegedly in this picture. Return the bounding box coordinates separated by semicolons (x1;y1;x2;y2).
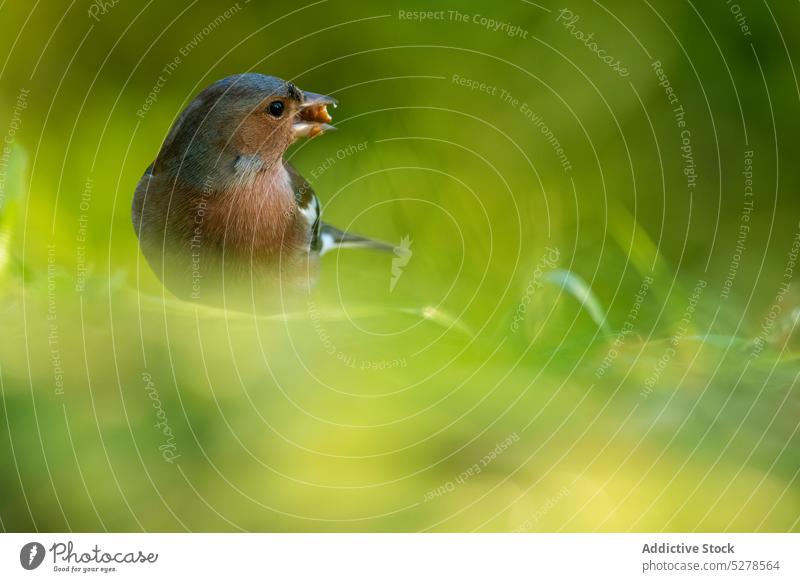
132;73;390;309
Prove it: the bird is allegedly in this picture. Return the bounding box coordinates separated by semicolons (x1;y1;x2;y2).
132;73;392;310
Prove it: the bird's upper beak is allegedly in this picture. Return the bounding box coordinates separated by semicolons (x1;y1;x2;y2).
293;91;337;138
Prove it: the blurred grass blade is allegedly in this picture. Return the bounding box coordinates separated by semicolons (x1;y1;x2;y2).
607;201;670;283
136;293;473;335
546;268;612;336
607;201;695;336
400;305;475;337
0;144;27;276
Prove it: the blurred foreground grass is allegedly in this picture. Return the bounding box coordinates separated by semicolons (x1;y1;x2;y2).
1;138;797;531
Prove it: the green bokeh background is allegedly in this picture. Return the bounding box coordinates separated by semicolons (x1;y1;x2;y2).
0;0;798;531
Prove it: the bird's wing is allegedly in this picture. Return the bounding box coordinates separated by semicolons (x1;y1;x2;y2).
284;161;323;251
284;161;395;256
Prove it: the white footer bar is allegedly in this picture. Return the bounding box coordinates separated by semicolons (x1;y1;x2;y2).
1;533;797;581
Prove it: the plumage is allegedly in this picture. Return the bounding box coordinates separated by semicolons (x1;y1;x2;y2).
132;73;391;309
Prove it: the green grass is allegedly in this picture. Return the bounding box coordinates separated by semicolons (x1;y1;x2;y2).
1;0;799;532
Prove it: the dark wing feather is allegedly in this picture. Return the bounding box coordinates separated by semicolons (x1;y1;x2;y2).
284;161;394;255
284;161;322;251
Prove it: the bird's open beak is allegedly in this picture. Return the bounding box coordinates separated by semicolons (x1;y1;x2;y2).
293;91;337;138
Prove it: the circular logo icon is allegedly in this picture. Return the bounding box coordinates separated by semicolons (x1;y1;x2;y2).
19;542;46;570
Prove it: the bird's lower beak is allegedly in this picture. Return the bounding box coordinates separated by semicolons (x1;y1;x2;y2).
293;91;337;138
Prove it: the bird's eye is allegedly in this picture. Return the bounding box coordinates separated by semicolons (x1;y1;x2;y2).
267;100;284;118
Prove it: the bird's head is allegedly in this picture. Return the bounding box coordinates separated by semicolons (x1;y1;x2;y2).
154;73;336;189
